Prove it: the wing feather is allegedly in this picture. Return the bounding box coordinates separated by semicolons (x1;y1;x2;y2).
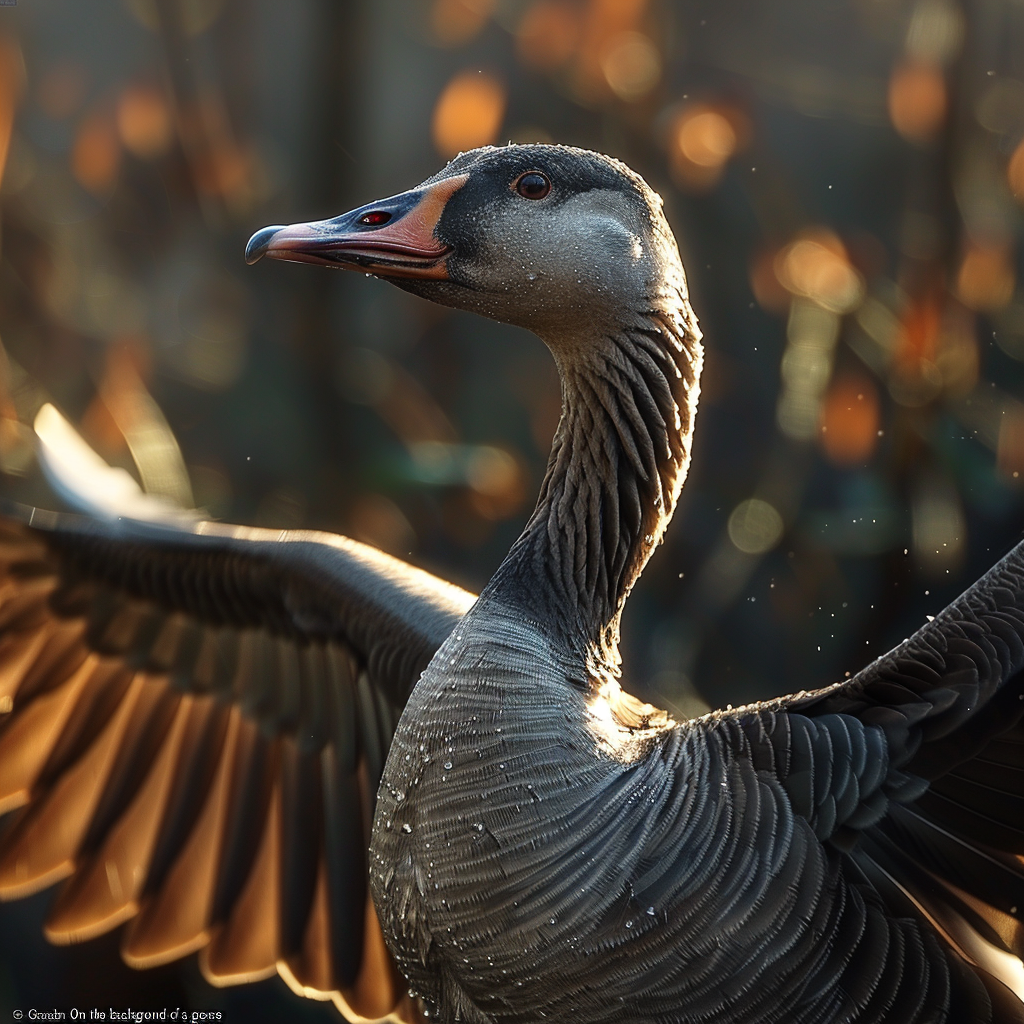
201;776;282;985
122;704;244;967
0;671;150;899
0;507;468;1023
720;537;1024;1007
322;742;371;986
43;689;201;943
0;652;98;814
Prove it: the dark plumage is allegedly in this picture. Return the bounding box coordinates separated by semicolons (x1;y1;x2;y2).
2;145;1024;1023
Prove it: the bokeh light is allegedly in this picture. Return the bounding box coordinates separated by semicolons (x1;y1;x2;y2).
116;85;172;160
728;498;784;555
565;0;653;104
819;375;880;466
912;473;965;576
431;70;506;158
888;61;946;142
71;109;120;193
0;36;24;188
975;78;1024;136
515;1;580;71
956;243;1015;312
669;104;741;190
430;0;495;47
1010;140;1024;202
775;231;863;314
998;404;1024;483
905;0;963;66
777;300;841;440
600;31;660;102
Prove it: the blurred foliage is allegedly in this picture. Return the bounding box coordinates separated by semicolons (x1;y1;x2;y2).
2;0;1024;1014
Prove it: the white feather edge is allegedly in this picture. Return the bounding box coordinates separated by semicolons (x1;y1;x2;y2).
33;403;200;527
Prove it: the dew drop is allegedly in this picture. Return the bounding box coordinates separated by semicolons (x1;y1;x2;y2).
401;823;413;834
444;761;453;770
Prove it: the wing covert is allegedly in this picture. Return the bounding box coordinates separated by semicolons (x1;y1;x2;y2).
717;536;1024;1004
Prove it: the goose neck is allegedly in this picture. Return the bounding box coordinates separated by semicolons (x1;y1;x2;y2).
482;294;702;676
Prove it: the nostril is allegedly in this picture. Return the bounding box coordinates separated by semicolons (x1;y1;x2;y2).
359;210;392;227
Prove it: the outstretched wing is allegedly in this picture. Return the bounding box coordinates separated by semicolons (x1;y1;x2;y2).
0;505;475;1022
720;538;1024;1011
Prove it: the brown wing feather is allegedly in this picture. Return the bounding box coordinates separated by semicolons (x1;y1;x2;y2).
0;651;97;815
122;704;244;968
201;775;282;986
0;512;470;1024
0;671;152;900
44;690;198;942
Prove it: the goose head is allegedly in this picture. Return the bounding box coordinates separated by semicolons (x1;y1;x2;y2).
248;145;702;654
245;144;688;348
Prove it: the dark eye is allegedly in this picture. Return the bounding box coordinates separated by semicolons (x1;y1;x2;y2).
514;172;551;200
358;210;392;226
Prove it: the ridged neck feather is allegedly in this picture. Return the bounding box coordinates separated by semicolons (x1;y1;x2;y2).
482;277;702;678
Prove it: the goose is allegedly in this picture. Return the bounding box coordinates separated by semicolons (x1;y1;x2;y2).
1;144;1023;1024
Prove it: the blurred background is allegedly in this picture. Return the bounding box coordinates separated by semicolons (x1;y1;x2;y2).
1;0;1024;1016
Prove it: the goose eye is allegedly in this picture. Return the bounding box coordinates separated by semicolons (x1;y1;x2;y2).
514;172;551;200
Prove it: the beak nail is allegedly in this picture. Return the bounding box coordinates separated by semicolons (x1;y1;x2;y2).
245;225;285;265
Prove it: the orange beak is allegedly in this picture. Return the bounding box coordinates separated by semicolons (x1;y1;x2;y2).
245;174;469;280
